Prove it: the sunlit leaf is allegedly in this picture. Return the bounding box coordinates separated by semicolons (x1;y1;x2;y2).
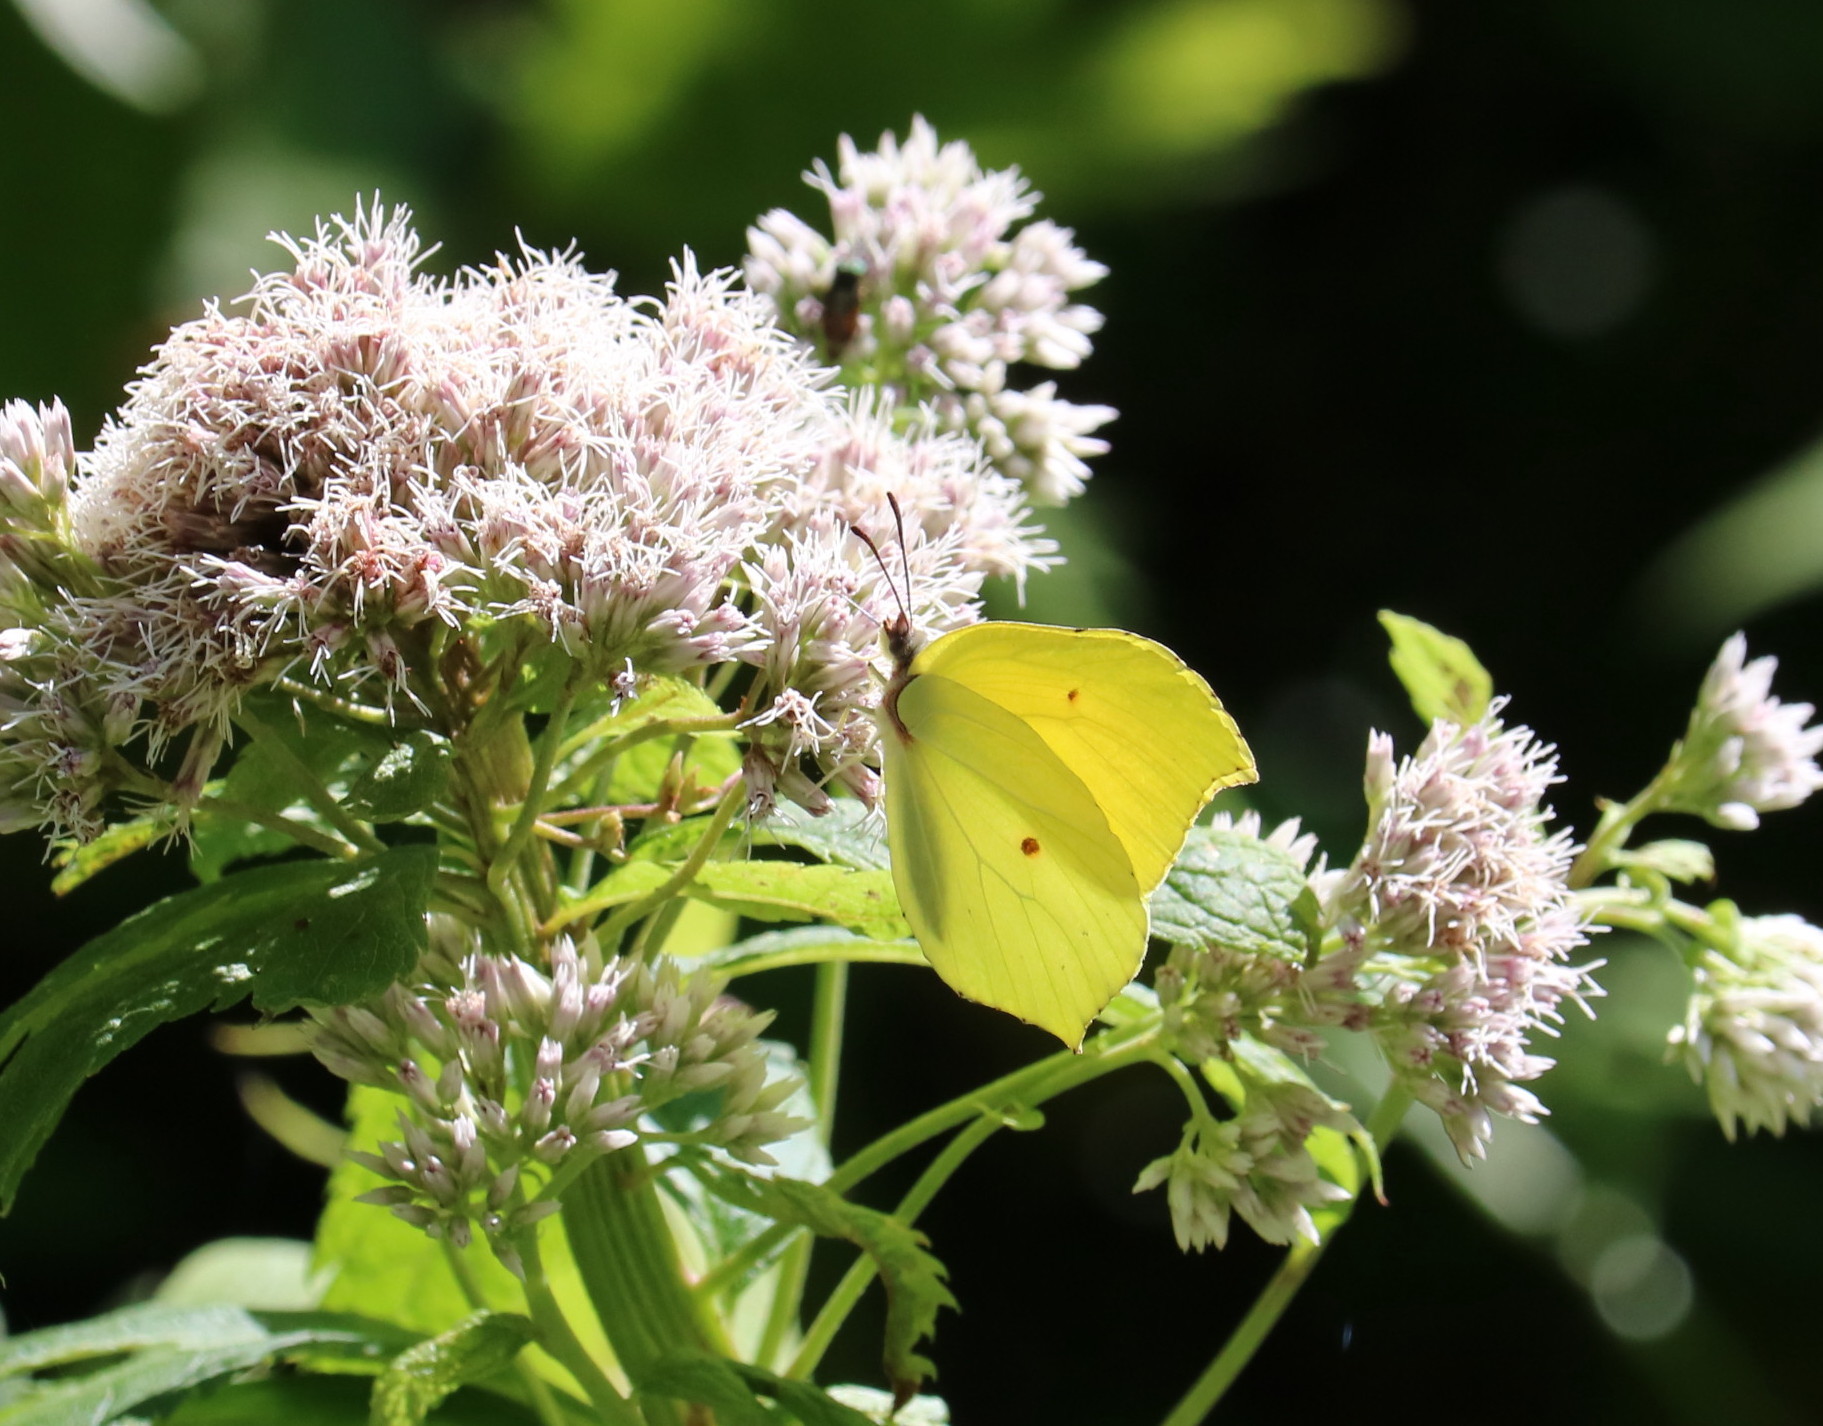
1378;609;1493;727
369;1312;536;1426
1612;839;1715;885
689;863;907;940
751;800;888;871
1151;827;1314;961
48;814;161;895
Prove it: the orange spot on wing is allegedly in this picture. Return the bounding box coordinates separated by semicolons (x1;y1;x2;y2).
1020;836;1041;856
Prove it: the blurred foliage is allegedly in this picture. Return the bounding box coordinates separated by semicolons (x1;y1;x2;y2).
8;0;1823;1422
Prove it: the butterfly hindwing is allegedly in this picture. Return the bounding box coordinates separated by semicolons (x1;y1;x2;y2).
883;670;1145;1046
910;623;1255;893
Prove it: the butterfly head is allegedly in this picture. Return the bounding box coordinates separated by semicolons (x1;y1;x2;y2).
852;494;923;742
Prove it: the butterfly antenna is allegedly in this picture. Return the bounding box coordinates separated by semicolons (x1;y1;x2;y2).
887;492;913;616
851;508;911;632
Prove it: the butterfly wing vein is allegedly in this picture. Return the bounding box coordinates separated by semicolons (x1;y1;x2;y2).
884;672;1145;1045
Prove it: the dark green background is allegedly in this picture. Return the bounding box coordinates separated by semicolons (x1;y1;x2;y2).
4;1;1823;1420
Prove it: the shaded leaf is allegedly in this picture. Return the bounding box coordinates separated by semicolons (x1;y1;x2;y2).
0;848;435;1211
0;1303;411;1426
162;1373;564;1424
634;1354;778;1426
345;734;452;823
723;1363;875;1426
1378;609;1493;727
705;1171;954;1408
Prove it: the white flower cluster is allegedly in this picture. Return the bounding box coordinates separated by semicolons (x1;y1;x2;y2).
1663;633;1823;831
1669;912;1823;1141
309;931;802;1273
745;117;1115;505
1329;705;1601;1160
0;202;1055;841
1134;1079;1355;1252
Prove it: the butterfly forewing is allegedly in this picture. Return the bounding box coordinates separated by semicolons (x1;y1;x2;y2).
912;624;1256;893
883;671;1145;1047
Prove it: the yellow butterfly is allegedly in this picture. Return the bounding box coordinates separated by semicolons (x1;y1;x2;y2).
876;615;1256;1047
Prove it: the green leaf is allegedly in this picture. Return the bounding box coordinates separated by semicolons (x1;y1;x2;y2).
0;1303;413;1426
315;1088;609;1402
633;1354;778;1425
711;1363;877;1426
193;698;442;878
163;1373;564;1425
368;1312;535;1426
725;1365;877;1426
189;807;300;885
1151;828;1315;962
705;1170;955;1407
1378;609;1493;726
587;675;724;738
49;815;162;895
154;1237;329;1311
0;848;435;1212
635;1353;883;1425
750;800;888;871
700;926;922;978
689;863;907;940
344;734;453;823
0;1304;401;1379
1612;839;1716;884
589;677;740;806
658;1043;828;1307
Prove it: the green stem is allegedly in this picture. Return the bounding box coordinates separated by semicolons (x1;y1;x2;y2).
830;1022;1159;1195
581;780;745;948
231;704;386;855
697;1022;1161;1301
808;959;848;1134
488;677;579;923
719;942;925;980
752;959;850;1369
1157;1086;1412;1426
560;710;744;772
1569;765;1676;888
514;1224;640;1426
564;1148;731;1423
270;673;405;727
440;1239;575;1426
197;794;364;861
787;1111;1001;1381
1160;1239;1324;1426
1153;1051;1223;1132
